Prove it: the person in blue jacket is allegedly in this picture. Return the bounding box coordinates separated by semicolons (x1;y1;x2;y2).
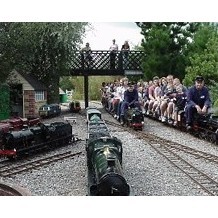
185;76;211;130
120;82;140;125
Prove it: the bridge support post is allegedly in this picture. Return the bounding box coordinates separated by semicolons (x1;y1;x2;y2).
84;75;89;108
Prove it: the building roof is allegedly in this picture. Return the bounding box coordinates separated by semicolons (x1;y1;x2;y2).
59;88;65;94
18;71;47;91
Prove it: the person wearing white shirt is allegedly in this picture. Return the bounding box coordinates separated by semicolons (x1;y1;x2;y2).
114;77;129;120
109;39;118;69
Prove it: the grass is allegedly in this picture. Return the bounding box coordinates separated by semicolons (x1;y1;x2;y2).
70;76;121;101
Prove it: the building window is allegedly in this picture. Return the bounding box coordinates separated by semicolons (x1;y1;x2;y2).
35;91;45;101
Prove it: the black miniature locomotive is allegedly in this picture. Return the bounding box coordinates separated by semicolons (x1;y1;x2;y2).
0;122;73;158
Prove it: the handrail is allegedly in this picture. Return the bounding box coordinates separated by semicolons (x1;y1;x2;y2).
71;50;144;72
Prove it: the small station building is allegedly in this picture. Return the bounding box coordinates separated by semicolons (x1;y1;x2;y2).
0;70;48;119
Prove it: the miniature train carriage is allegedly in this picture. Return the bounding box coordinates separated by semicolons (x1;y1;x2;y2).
69;101;81;113
38;104;61;118
86;107;102;122
0;117;41;132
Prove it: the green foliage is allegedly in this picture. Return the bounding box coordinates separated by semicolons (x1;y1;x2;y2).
209;82;218;106
0;23;17;83
187;23;215;57
61;76;120;101
136;22;200;80
0;22;88;103
69;77;84;100
183;24;218;87
182;23;218;107
88;76;118;100
60;76;75;91
0;84;10;120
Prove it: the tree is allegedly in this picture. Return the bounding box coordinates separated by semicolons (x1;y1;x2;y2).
0;22;88;103
136;22;200;80
60;76;75;91
183;23;218;106
183;23;218;86
0;23;17;83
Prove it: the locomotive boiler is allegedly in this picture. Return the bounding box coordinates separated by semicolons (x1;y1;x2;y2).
125;107;144;130
86;107;130;196
0;122;73;158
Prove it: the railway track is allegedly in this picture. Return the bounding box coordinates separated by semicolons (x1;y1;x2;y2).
0;151;82;177
105;119;218;196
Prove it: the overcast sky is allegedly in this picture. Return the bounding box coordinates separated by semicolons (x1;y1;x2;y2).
82;22;143;50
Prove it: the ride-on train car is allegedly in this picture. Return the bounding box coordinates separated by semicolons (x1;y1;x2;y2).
182;113;218;144
86;107;102;122
0;117;41;133
38;104;61;118
145;106;218;144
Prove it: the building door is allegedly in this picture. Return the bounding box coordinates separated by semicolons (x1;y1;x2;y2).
0;84;10;120
10;84;23;117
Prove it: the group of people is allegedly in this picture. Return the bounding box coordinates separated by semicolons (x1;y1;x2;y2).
100;75;211;129
81;39;130;69
109;39;130;69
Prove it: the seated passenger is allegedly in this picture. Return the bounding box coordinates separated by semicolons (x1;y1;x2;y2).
185;76;211;130
167;78;186;125
120;82;140;125
172;83;187;126
138;86;146;114
147;76;159;115
142;81;150;112
160;74;174;122
152;84;162;117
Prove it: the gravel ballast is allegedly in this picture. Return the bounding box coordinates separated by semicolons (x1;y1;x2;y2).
1;101;217;196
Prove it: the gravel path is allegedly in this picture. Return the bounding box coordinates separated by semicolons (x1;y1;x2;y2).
1;101;218;196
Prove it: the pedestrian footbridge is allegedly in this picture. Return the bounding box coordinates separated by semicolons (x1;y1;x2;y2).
69;50;145;107
70;50;144;76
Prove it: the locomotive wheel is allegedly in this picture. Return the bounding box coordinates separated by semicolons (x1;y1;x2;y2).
201;132;208;140
207;133;216;143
